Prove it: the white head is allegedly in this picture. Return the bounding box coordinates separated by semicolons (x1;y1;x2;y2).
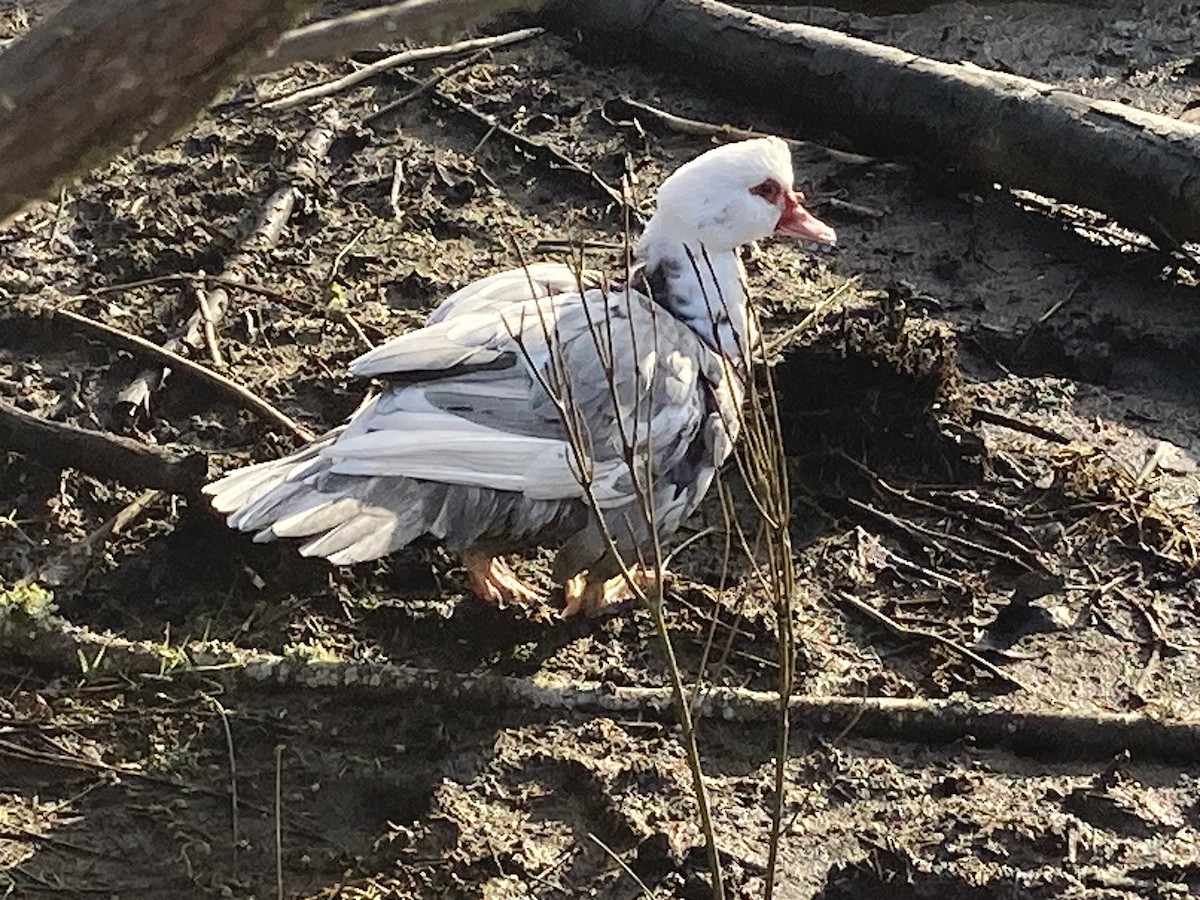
639;136;837;256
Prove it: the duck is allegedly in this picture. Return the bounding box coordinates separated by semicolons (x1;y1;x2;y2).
204;137;837;616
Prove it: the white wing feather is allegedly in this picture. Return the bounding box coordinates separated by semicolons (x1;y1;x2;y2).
428;262;604;324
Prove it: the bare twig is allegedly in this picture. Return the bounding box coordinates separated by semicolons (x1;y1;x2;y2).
252;0;551;75
364;47;493;125
274;743;285;900
326;229;375;350
847;495;1038;573
733;301;799;900
194;275;224;366
87;273;301;306
532;238;623;254
388;158;405;220
764;278;857;357
0;399;206;493
502;219;722;892
835;591;1029;691
1136;440;1172;486
209;696;241;883
852;465;1053;575
42;306;316;442
116;112;339;427
607;95;878;167
262;27;542;111
824;196;886;219
588;834;653;898
971;405;1072;445
35;489;165;587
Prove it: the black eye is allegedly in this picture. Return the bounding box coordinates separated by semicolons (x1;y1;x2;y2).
750;178;782;204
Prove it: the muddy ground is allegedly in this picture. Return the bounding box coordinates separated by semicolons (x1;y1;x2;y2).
2;0;1200;897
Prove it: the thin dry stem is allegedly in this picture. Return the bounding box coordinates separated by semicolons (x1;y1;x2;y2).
274;744;285;900
511;219;727;895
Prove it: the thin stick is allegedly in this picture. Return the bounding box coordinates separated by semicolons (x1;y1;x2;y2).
194;275;224;366
736;302;796;900
35;488;164;586
250;0;552;75
764;277;857;357
45;306;315;442
262;27;542;111
587;833;652;898
209;696;240;882
88;273;300;306
835;591;1029;691
610;95;878;166
274;743;285;900
971;405;1072;445
846;495;1034;572
505;228;723;893
364;48;493;126
388;158;405;220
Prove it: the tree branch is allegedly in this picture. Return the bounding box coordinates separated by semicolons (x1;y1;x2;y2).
4;611;1197;764
0;0;313;225
0;399;207;493
250;0;552;75
34;305;317;443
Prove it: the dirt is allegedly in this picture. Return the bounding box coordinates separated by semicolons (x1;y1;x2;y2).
2;0;1200;897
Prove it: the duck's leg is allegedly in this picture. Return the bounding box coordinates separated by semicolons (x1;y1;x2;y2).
562;566;661;617
461;548;544;606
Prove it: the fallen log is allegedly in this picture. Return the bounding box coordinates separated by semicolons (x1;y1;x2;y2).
2;609;1197;764
744;0;1095;12
544;0;1200;245
0;399;207;493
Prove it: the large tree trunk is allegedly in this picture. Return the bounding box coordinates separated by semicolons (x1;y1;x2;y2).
545;0;1200;245
0;0;551;226
0;0;312;225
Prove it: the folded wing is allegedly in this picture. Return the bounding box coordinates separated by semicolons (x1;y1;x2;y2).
206;284;725;569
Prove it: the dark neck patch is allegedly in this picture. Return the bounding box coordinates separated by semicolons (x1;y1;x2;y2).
621;257;686;320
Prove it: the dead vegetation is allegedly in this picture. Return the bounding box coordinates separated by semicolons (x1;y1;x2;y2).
2;0;1200;898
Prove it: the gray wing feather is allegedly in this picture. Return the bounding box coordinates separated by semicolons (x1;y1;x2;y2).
206;283;733;573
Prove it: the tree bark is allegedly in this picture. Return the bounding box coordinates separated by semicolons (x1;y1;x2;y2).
544;0;1200;245
745;0;1102;12
0;0;314;226
4;616;1198;764
0;399;207;493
